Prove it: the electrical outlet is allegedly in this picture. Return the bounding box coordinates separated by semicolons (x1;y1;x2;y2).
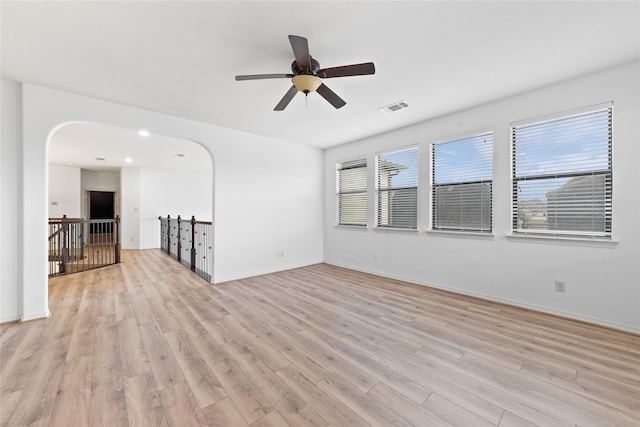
276;250;284;258
374;252;379;261
555;280;566;293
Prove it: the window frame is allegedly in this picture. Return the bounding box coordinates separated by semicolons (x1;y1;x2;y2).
430;131;494;234
336;157;368;227
510;103;613;239
375;145;419;230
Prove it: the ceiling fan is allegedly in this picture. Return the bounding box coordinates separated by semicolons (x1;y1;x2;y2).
235;35;375;111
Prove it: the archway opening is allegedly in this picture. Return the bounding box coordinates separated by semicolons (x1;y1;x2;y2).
47;122;214;280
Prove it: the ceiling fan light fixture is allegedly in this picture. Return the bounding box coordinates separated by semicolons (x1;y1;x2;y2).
292;75;322;93
235;35;375;110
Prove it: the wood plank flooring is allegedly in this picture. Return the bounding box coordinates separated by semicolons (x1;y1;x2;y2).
1;249;639;426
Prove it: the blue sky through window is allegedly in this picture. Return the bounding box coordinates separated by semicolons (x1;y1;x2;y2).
433;133;492;184
514;109;610;201
379;148;418;188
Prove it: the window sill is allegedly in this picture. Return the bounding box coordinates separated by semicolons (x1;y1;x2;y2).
507;233;619;248
426;230;495;240
373;226;419;234
334;224;368;231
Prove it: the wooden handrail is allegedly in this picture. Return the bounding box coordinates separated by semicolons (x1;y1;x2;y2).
48;215;121;277
48;227;64;241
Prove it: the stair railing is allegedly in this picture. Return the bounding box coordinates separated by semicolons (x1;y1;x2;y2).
48;215;120;277
159;215;213;282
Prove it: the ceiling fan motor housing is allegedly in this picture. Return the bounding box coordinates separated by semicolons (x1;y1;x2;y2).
291;57;320;75
291;57;322;93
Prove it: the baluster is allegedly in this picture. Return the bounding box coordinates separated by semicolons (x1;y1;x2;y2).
177;215;182;263
167;214;171;255
191;216;196;272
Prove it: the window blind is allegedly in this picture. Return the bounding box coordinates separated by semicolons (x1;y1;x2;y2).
512;106;612;237
432;132;493;232
376;146;418;229
337;159;367;226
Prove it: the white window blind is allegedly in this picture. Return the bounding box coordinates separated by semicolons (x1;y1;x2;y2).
512;105;612;237
432;132;493;232
376;146;418;229
337;159;367;226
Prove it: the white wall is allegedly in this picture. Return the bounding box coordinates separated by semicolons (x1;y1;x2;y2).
139;167;212;249
48;165;81;218
120;167;141;250
46;164;210;251
1;81;323;322
1;80;22;322
324;61;640;333
81;169;120;193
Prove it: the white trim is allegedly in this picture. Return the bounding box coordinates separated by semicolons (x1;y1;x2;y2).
372;226;418;234
510;101;613;128
21;308;51;322
430;131;494;234
374;145;419;229
507;233;618;248
426;230;495;240
374;143;420;158
334;224;368;231
323;261;639;334
336;156;368;227
427;127;497;149
432;129;494;148
335;154;369;166
510;103;613;239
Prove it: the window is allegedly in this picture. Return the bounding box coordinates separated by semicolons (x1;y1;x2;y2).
337;158;367;226
512;104;612;237
432;132;493;232
376;146;418;229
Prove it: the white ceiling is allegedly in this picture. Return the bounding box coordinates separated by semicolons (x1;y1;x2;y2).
2;1;639;154
48;122;212;173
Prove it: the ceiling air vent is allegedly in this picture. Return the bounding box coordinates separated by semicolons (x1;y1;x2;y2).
379;100;409;114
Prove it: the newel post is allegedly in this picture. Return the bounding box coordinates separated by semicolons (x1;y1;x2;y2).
61;214;69;273
114;215;121;263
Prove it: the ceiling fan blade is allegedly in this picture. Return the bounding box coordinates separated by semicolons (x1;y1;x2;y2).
288;35;311;69
316;83;346;109
274;86;298;111
236;73;293;81
317;62;376;79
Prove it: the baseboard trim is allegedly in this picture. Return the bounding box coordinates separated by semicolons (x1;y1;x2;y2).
323;261;640;335
214;261;323;285
20;309;51;323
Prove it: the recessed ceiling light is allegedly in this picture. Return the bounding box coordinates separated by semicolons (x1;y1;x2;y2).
95;157;106;161
138;129;150;137
125;157;133;163
174;153;185;157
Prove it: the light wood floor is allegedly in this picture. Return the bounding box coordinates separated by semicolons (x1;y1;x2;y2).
1;250;639;426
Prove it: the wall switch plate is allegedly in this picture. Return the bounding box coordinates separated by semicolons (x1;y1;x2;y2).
555;280;566;292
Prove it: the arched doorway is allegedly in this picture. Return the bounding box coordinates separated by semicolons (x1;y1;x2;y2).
47;122;214;280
